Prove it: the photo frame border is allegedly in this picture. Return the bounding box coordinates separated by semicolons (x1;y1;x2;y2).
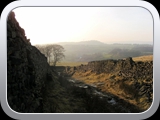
0;0;160;120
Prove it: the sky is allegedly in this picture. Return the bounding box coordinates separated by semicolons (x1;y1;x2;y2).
12;7;153;45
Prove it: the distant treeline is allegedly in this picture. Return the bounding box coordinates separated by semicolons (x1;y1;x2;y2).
56;40;153;62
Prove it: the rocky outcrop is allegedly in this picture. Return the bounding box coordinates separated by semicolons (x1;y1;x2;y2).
7;11;58;113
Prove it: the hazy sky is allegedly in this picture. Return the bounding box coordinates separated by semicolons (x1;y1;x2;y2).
12;7;153;45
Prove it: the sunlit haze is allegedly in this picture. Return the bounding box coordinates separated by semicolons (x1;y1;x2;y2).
12;7;153;45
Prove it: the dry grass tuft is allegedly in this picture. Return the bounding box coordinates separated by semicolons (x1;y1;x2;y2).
133;55;153;62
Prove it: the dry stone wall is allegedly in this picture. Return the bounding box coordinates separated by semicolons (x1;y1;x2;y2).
7;11;57;113
73;57;152;80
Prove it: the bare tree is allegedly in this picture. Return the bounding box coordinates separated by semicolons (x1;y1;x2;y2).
44;44;52;63
35;44;65;66
35;44;52;64
51;44;65;66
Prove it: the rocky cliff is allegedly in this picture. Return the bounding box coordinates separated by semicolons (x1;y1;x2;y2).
7;11;58;113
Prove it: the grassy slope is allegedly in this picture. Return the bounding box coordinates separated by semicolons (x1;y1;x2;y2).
43;76;86;113
132;55;153;62
55;55;153;66
71;55;153;112
44;55;152;113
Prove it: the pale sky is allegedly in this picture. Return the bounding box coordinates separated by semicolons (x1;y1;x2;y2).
12;7;153;45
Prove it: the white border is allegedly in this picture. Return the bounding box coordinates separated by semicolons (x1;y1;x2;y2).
0;0;160;120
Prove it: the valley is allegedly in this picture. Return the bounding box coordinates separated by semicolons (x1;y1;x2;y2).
54;56;153;112
7;11;153;113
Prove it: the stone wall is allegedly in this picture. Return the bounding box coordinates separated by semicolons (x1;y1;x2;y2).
7;11;57;113
71;57;152;80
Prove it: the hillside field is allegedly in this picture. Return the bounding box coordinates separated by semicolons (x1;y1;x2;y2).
55;55;153;66
132;55;153;62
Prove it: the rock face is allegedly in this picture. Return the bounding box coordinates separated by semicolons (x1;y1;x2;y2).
7;11;57;113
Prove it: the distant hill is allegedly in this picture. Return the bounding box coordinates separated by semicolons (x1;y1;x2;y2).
40;40;153;62
108;48;142;59
57;40;106;46
78;40;106;45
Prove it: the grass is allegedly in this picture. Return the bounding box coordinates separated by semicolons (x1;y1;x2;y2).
43;78;87;113
51;55;153;112
52;55;153;66
72;70;152;112
132;55;153;62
